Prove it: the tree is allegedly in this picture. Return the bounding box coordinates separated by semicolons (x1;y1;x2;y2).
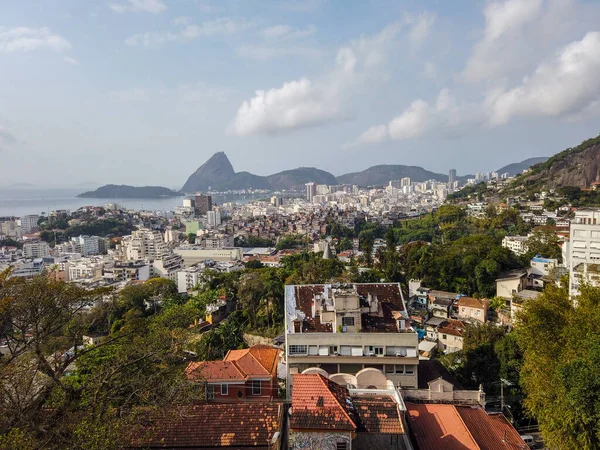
524;227;562;262
516;284;600;449
187;233;196;244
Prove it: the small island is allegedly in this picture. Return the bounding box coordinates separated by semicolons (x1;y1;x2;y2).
77;184;183;199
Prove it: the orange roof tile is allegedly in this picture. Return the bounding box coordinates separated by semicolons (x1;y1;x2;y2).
225;345;280;378
291;374;357;431
457;406;527;450
406;402;479;450
352;396;403;434
185;360;245;382
129;403;282;448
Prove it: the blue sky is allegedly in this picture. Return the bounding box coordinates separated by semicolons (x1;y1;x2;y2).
1;0;600;188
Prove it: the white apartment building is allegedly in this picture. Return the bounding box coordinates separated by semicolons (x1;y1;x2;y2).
285;283;419;394
502;235;529;256
123;229;167;260
152;253;184;281
174;246;242;266
22;241;50;258
20;215;39;233
206;210;222;228
68;260;104;281
71;235;105;256
400;177;411;187
177;265;204;293
569;208;600;298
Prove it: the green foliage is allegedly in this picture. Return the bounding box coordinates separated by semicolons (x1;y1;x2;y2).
446;182;489;202
523;227;562;262
234;235;276;247
0;238;21;249
244;259;264;269
516;284;600;449
275;234;307;251
194;311;246;360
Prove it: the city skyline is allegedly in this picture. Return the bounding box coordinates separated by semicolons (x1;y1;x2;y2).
1;0;600;187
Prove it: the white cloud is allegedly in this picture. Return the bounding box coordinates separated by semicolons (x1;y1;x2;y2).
348;89;481;146
261;24;317;40
63;56;79;65
172;16;192;26
110;0;166;14
487;31;600;124
461;0;544;82
0;27;71;53
125;17;247;47
232;78;342;135
279;0;326;13
405;12;436;47
231;23;400;136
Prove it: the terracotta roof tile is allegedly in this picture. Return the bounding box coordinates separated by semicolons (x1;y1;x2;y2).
406;402;479;450
129;403;282;448
458;297;489;309
185;360;245;382
352;396;403;434
225;346;280;378
457;406;527;450
291;374;357;431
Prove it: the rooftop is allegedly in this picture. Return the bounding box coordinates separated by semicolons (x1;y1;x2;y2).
285;283;411;334
418;359;464;390
128;403;282;449
457;297;489;309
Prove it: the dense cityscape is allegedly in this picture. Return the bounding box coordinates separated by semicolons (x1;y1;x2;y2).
3;0;600;449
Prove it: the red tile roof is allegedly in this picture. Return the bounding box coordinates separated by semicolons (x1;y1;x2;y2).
185;360;245;382
352;396;403;434
406;402;479;450
456;406;527;450
291;374;357;431
407;403;527;450
128;403;282;448
187;346;280;383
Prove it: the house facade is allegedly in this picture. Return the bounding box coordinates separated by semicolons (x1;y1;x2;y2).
284;283;419;392
457;297;489;323
186;345;280;403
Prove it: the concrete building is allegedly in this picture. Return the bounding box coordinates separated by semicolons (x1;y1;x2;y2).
174;247;242;265
71;235;106;256
123;229;166;260
501;235;529;256
285;283;419;393
111;261;151;282
68;260;104;281
305;182;316;202
22;241;50;258
194;194;212;216
569;208;600;297
400;177;411;188
448;169;456;185
207;210;222;228
152;253;184;281
177;264;204;293
20;215;40;233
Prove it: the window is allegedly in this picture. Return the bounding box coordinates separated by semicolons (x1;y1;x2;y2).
206;385;214;400
442;334;447;340
289;345;307;355
221;384;228;395
372;346;384;355
336;442;348;450
405;365;415;375
342;316;355;326
476;310;480;316
461;308;465;314
251;380;261;396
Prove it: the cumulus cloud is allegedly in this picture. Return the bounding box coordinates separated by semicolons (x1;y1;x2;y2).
461;0;548;82
0;26;71;53
487;31;600;124
125;17;247;47
110;0;166;14
405;12;436;47
348;89;481;146
231;23;401;136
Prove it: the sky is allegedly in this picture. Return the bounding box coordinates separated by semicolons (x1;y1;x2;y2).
1;0;600;188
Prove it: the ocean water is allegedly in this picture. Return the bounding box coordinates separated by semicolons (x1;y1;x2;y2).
0;189;267;217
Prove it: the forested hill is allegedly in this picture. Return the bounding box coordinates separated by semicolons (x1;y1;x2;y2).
78;184;182;198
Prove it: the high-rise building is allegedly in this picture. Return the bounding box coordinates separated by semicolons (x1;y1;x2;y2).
400;177;411;187
305;183;316;202
207;210;222;228
569;208;600;298
270;196;283;207
194;194;212;216
449;169;456;185
20;215;40;233
316;184;329;195
23;241;50;258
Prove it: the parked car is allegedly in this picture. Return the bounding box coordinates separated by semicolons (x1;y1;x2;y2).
520;435;537;449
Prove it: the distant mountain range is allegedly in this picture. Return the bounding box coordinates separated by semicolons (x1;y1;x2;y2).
79;152;550;198
78;184;183;199
180;152;547;192
496;157;548;177
506;134;600;192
